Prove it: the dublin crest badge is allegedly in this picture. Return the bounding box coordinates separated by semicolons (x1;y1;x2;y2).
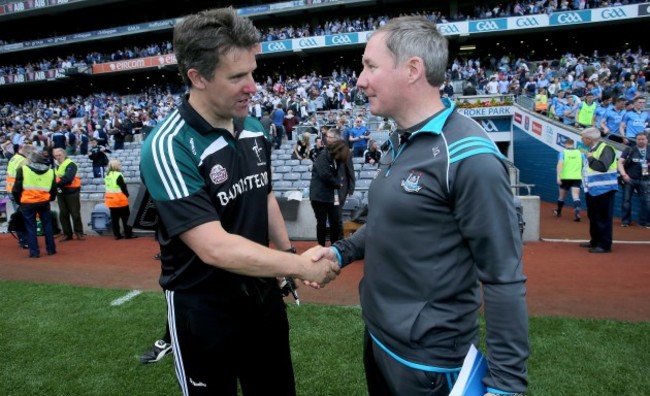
401;170;422;193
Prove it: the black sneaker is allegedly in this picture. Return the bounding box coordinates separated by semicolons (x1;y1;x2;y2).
553;209;561;217
139;340;172;364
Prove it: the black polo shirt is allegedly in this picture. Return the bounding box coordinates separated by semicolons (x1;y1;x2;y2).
141;97;273;291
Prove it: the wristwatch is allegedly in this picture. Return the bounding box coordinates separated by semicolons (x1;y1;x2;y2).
284;246;297;254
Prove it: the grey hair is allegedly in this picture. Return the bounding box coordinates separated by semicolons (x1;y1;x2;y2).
581;127;601;140
20;144;36;157
27;149;45;164
174;7;259;87
376;16;448;87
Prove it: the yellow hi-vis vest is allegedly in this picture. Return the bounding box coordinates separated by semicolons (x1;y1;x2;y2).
560;149;583;180
584;142;618;196
6;153;27;192
104;171;129;208
55;158;81;189
21;166;55;204
577;102;597;126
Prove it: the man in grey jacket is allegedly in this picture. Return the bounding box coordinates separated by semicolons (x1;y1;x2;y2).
310;16;529;396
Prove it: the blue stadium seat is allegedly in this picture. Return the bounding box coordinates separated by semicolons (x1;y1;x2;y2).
285;159;300;167
293;180;311;189
341;197;361;221
274;181;293;190
356;179;373;189
360;170;378;179
275;165;292;173
283;173;301;181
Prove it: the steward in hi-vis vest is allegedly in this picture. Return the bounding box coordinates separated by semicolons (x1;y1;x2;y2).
580;128;618;253
104;160;136;240
104;171;129;208
12;151;57;258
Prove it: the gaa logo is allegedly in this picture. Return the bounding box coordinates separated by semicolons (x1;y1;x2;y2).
515;17;539;27
557;12;584;24
331;34;353;45
298;38;318;48
267;42;288;52
475;21;501;31
480;120;499;132
438;24;460;34
601;8;626;19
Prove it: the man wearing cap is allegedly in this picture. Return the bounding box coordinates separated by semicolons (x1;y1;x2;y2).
576;92;597;128
486;75;499;95
617;131;650;227
580;128;618;253
12;150;57;258
6;144;35;248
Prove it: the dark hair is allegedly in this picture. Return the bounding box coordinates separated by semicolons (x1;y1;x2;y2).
174;7;260;87
327;139;349;161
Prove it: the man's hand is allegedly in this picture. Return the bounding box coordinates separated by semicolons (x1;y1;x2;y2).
298;245;340;289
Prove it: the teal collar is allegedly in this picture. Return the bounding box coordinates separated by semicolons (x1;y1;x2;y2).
413;97;455;136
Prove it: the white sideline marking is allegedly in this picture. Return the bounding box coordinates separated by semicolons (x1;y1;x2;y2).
111;290;142;306
542;238;650;244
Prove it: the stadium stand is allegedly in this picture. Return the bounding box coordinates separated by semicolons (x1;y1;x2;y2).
0;0;648;233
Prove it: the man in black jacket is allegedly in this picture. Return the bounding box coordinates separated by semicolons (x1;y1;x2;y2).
88;138;111;178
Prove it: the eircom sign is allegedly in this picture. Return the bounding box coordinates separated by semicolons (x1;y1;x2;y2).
325;33;358;46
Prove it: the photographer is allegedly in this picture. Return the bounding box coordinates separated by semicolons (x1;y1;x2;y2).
87;138;111;178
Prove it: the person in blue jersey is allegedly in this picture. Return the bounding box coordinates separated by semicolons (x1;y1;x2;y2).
593;96;611;132
310;16;528;396
620;96;649;144
579;128;618;253
562;95;580;126
600;96;627;141
139;8;339;396
550;89;567;122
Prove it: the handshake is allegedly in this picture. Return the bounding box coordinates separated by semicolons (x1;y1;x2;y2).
292;246;341;290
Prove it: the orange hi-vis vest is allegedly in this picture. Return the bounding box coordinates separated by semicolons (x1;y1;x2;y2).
6;153;27;192
55;158;81;189
104;171;129;208
20;166;55;204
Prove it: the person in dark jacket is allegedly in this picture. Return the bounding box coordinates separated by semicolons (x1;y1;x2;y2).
310;16;529;396
327;128;356;239
88;138;111;178
309;137;350;246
